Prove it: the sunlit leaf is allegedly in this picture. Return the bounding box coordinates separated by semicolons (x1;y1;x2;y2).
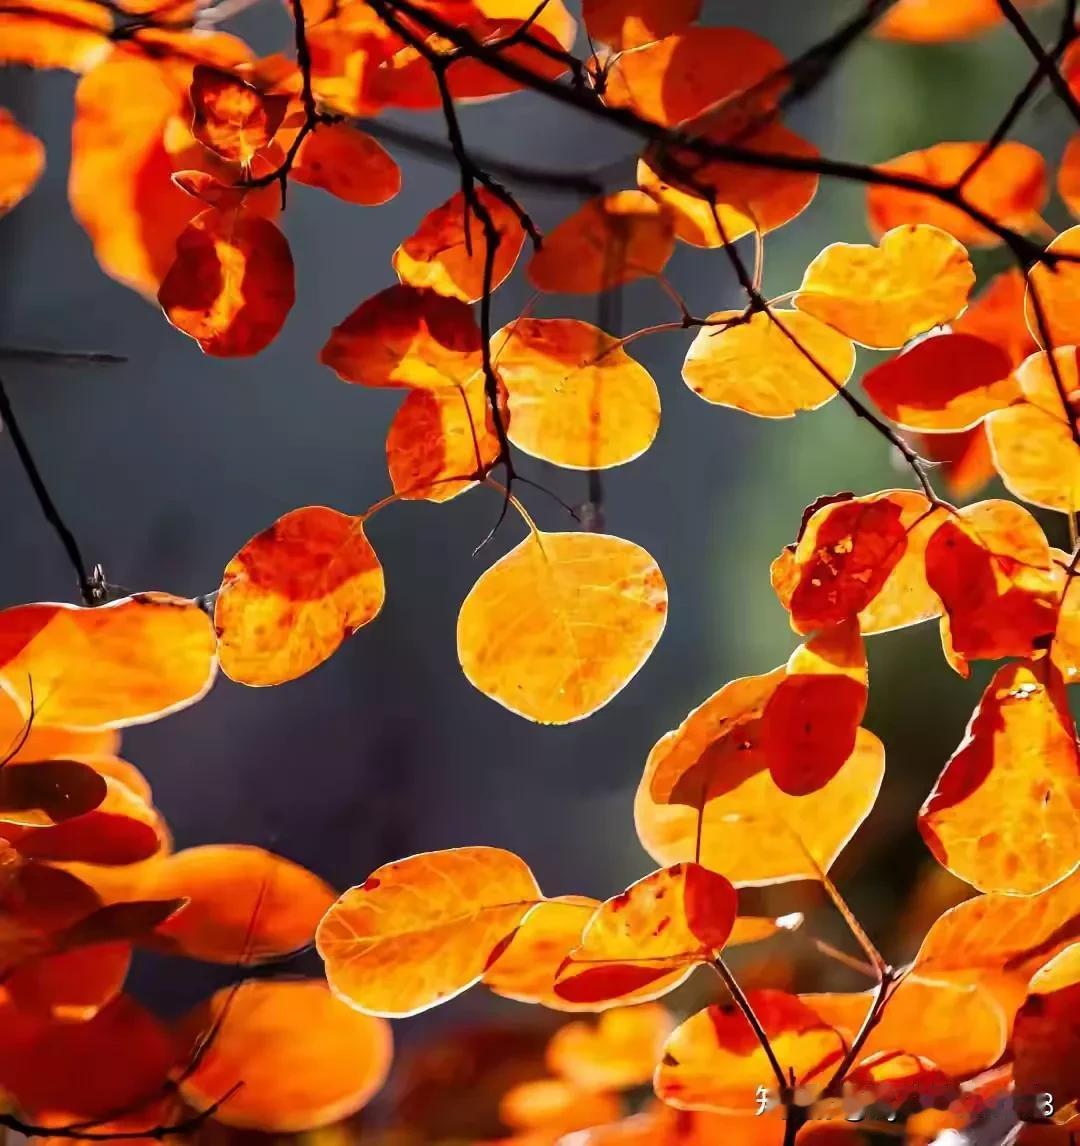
554;864;736;1006
1013;943;1080;1107
189;64;288;164
215;505;385;686
291;122;401;205
683;309;854;419
546;1004;675;1091
582;0;700;48
0;594;217;730
793;225;974;349
877;0;1044;41
499;1078;621;1136
527;191;675;294
1025;225;1080;347
457;530;667;723
321;284;482;389
4;941;131;1021
0;0;112;71
494;318;661;469
0;109;45;217
317;846;542;1016
919;660;1080;895
178;979;392;1131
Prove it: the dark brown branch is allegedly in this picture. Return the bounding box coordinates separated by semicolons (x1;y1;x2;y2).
996;0;1080;128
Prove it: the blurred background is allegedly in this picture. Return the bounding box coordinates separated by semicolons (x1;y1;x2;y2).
0;0;1076;1137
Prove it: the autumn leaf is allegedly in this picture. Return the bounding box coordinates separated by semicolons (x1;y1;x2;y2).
189;65;288;164
0;0;113;71
546;1004;675;1091
317;846;542;1016
0;594;217;730
291;122;401;205
1026;225;1080;347
0;109;45;216
3;941;132;1021
0;760;108;827
918;660;1080;896
582;0;700;49
682;310;855;418
456;529;668;723
214;505;385;687
494;318;661;469
554;864;737;1006
527;191;675;294
499;1078;621;1137
177;979;392;1131
793;225;975;349
875;0;1025;40
1013;943;1080;1108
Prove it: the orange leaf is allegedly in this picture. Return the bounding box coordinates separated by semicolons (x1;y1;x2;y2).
495;318;660;469
0;690;118;764
772;490;944;635
546;1004;675;1091
867;142;1046;247
913;426;997;502
986;347;1080;513
1058;131;1080;218
177;979;392;1131
0;109;44;216
1025;225;1080;347
189;64;288;164
4;941;131;1021
158;206;294;356
291;122;400;205
0;0;112;71
683;309;854;419
863;333;1018;433
499;1078;621;1136
393;187;524;304
317;846;542;1016
0;594;216;730
321;284;482;389
483;895;599;1011
655;991;845;1113
760;620;868;796
582;0;700;48
554;864;737;1007
214;505;385;686
1052;551;1080;685
386;372;500;502
876;0;1044;41
171;168;249;210
638;122;819;248
954;267;1038;367
924;500;1058;671
1013;943;1080;1108
635;670;884;885
793;225;974;349
456;530;668;723
527;191;675;294
918;660;1080;895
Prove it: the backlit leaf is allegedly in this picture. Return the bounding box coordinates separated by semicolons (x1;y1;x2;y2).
190;64;288;164
1013;943;1080;1107
0;0;112;71
683;310;854;419
0;594;217;730
794;225;975;349
499;1078;621;1136
215;505;385;687
456;530;668;723
0;110;45;216
317;846;542;1016
554;864;737;1006
918;660;1080;895
546;1004;675;1091
158;206;295;357
876;0;1035;40
495;318;661;469
4;941;131;1020
178;979;392;1131
582;0;700;48
291;122;401;205
0;760;108;827
1025;225;1080;347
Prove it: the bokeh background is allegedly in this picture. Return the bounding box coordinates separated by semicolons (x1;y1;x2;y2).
0;0;1076;1136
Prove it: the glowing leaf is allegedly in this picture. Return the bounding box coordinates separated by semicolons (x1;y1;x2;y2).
4;941;131;1020
683;309;854;419
527;191;675;293
158;206;294;357
582;0;700;48
794;225;974;349
0;594;216;730
171;168;249;209
918;660;1080;896
1026;225;1080;347
772;490;944;635
291;122;400;205
546;1004;675;1091
863;333;1017;432
867;142;1046;247
0;691;118;763
986;347;1080;513
321;284;482;389
760;620;868;796
0;110;44;216
499;1078;621;1136
457;530;667;723
189;65;288;164
215;505;385;687
924;500;1058;671
317;846;542;1017
639;122;819;248
1013;943;1080;1107
877;0;1043;41
1058;132;1080;218
495;318;661;469
954;268;1038;366
1052;552;1080;685
178;979;392;1131
483;895;599;1011
915;427;996;501
635;671;884;885
554;864;737;1006
393;188;524;304
386;372;500;502
132;844;337;963
0;0;112;71
728;913;804;947
655;991;844;1113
